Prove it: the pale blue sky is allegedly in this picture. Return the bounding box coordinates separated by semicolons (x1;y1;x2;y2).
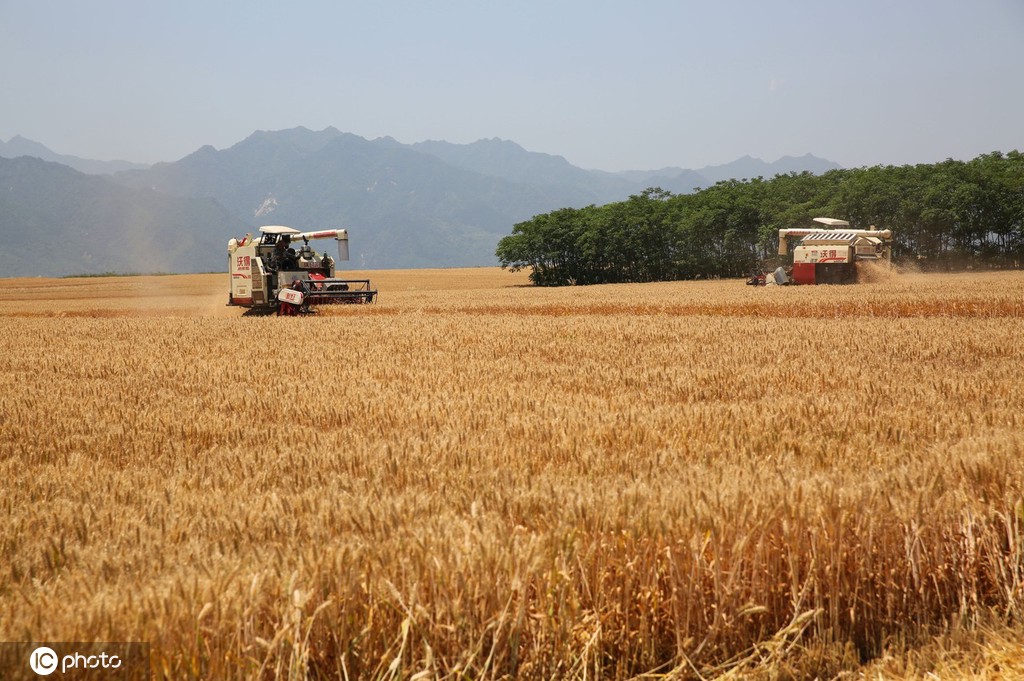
1;0;1022;171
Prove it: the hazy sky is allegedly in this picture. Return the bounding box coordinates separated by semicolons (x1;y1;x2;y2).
1;0;1022;171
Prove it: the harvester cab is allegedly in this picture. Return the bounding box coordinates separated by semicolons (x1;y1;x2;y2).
777;218;893;285
227;225;377;313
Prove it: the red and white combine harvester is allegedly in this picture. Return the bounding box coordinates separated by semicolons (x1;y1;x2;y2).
776;218;893;285
227;226;376;314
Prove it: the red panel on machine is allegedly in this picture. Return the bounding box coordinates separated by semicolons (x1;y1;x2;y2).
792;262;816;285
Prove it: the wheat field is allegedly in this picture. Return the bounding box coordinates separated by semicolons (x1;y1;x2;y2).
1;268;1023;679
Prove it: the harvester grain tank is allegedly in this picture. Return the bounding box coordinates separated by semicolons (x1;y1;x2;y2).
778;218;893;285
227;225;376;313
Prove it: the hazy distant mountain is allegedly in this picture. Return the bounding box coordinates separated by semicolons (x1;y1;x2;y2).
117;127;350;217
0;156;233;277
0;135;150;175
696;154;841;184
612;167;711;194
412;138;637;204
615;154;841;190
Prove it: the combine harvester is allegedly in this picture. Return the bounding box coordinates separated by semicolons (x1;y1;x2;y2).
775;217;893;285
227;226;376;314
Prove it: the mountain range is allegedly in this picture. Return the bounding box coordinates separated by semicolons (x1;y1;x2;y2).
0;129;841;276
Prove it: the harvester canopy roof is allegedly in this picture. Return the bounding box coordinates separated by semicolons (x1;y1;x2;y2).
259;225;302;235
812;217;851;228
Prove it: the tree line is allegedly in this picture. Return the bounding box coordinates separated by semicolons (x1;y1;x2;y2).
496;151;1024;285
